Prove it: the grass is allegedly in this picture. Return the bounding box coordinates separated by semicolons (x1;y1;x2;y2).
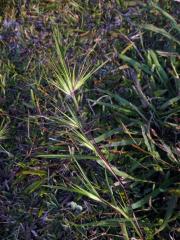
0;0;179;239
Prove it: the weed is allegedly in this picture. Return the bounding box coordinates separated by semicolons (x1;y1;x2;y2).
0;1;179;239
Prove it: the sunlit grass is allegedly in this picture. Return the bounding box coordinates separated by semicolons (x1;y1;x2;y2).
0;1;179;239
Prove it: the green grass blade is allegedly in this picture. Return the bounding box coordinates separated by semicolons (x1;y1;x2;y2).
142;24;180;46
119;54;152;74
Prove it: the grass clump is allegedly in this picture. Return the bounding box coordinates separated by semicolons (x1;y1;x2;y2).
0;1;179;239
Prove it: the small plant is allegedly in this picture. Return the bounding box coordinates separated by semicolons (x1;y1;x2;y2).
1;1;179;239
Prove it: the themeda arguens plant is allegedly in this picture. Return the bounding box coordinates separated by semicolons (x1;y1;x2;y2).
40;28;145;239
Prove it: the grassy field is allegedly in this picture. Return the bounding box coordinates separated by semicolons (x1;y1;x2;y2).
0;0;180;239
